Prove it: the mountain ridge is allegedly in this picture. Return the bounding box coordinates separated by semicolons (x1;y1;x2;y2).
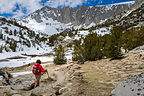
18;1;134;35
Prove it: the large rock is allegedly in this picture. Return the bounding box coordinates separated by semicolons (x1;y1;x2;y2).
30;86;56;96
11;77;35;90
4;87;19;96
111;72;144;96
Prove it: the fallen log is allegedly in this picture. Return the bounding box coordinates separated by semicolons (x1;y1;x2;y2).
0;69;12;85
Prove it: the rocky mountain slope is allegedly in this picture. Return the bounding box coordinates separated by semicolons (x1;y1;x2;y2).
45;0;144;55
19;1;134;35
132;0;144;8
97;0;144;29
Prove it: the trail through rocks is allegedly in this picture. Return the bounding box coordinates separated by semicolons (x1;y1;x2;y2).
0;63;82;96
1;46;144;96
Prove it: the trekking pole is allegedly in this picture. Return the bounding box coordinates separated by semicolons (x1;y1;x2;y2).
46;70;53;88
46;70;49;78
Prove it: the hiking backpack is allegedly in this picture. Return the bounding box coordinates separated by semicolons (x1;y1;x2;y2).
32;65;41;74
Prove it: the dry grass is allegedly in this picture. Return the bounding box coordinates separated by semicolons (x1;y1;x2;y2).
63;52;144;96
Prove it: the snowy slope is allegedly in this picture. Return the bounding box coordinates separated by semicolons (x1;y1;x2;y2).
0;17;52;57
18;17;73;35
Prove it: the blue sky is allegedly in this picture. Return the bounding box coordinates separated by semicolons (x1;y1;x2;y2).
0;0;135;18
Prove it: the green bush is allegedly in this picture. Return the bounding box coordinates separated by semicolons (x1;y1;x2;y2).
72;33;104;63
72;26;124;63
121;26;144;50
105;26;123;59
54;45;67;64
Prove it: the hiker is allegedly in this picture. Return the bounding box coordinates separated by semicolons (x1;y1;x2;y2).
32;60;47;88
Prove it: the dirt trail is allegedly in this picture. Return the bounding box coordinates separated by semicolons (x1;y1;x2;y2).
54;71;66;84
62;51;144;96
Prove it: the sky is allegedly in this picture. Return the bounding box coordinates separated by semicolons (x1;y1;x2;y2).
0;0;135;18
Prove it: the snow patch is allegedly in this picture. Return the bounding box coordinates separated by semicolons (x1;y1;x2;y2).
19;17;73;36
11;71;32;78
0;71;32;80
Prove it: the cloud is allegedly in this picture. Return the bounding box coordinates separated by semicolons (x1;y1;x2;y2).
0;0;17;14
0;0;43;18
0;0;87;18
12;8;26;18
45;0;87;8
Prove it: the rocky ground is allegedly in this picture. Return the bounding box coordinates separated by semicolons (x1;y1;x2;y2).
1;46;144;96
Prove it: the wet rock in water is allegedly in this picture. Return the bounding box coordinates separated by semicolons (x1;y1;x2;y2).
30;86;56;96
111;72;144;96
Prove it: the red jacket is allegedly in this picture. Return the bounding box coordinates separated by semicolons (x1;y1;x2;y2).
33;63;47;76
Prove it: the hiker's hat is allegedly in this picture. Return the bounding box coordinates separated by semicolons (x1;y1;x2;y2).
36;59;41;64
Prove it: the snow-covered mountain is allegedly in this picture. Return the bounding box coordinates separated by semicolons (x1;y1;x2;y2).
0;17;51;54
47;0;144;52
18;1;134;36
0;0;139;56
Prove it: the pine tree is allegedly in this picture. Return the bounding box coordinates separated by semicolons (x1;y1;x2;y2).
48;34;58;46
10;41;17;52
83;33;103;61
19;30;24;39
72;39;85;63
9;30;13;35
14;29;17;36
0;46;3;53
0;33;3;39
54;45;67;64
5;28;9;34
72;33;104;63
107;26;123;59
